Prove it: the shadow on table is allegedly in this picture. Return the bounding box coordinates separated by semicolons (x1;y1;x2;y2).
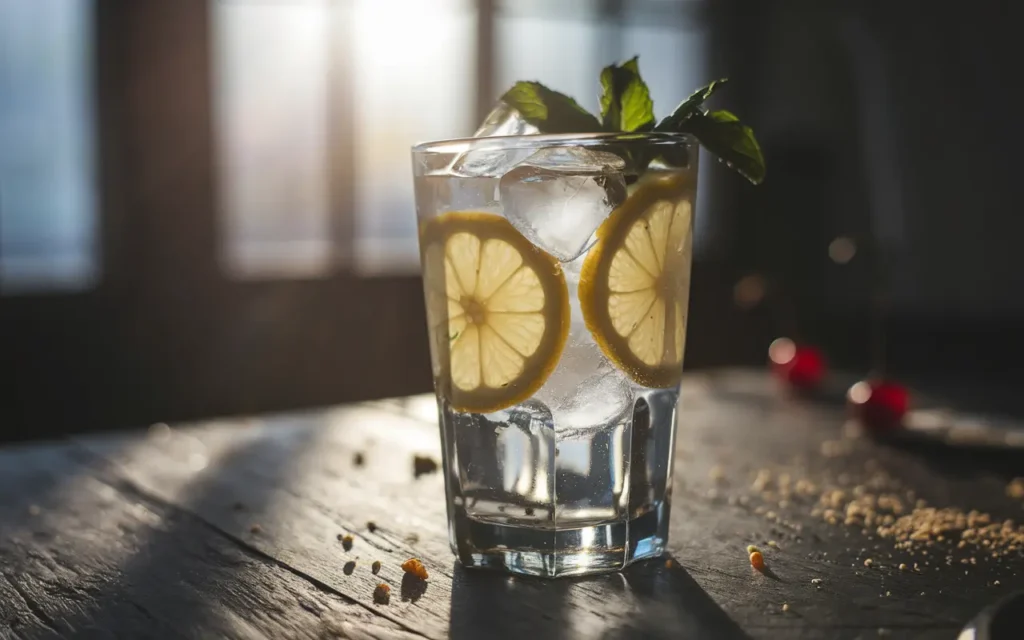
448;556;749;640
53;424;319;636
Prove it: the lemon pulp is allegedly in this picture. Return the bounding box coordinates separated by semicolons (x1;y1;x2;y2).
420;211;570;413
578;173;695;388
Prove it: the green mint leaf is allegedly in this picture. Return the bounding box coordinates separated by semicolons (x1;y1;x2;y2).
500;81;601;133
656;78;728;132
685;110;765;184
599;57;655;132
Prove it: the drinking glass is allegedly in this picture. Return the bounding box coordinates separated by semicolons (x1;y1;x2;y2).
411;133;697;577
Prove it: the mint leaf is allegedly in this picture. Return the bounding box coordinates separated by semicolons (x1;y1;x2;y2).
656;78;728;132
599;57;655;132
686;110;765;184
501;81;601;134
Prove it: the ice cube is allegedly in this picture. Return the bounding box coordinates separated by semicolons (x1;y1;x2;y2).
507;398;555;435
472;100;539;138
549;369;635;438
499;146;627;262
517;146;627;173
450;148;534;178
450;101;539;178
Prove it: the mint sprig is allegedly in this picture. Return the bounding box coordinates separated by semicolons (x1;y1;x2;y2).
501;82;601;134
488;59;765;184
684;109;765;185
598;56;655;132
655;78;728;131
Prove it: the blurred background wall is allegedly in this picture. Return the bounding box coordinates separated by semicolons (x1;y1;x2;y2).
2;0;1021;441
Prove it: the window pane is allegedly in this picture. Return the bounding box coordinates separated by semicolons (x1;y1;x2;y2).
212;0;333;278
0;0;97;293
352;0;475;274
496;15;602;115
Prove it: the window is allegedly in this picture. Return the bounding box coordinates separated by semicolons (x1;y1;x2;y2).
352;0;475;273
0;0;97;293
213;0;710;278
212;0;334;278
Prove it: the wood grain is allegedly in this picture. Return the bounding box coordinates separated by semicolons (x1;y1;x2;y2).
3;370;1023;639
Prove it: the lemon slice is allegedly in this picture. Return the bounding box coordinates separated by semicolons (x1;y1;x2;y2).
420;211;570;413
578;173;695;388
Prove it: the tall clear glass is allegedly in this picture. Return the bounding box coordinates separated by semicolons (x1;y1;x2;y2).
411;133;698;577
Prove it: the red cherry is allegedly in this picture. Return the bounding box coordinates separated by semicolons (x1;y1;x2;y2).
847;379;909;429
768;338;826;390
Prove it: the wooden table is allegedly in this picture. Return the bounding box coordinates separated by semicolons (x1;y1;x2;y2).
2;370;1022;639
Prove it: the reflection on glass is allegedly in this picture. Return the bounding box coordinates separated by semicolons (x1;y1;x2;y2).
0;0;97;293
352;0;474;274
212;0;333;278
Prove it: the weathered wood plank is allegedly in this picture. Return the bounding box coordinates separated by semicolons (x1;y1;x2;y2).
0;442;413;640
70;372;1024;639
5;370;1023;638
75;409;455;639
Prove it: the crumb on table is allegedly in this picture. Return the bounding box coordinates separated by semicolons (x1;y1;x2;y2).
413;455;439;478
401;558;429;580
749;548;765;569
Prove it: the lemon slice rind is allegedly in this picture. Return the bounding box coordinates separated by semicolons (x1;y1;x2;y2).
420;211;570;413
578;173;695;388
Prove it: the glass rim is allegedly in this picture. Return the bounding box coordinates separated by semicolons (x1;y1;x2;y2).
412;131;697;155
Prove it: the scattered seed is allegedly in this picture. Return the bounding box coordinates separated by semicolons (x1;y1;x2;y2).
747;544;762;555
353;452;365;467
373;583;391;604
864;558;874;567
767;540;779;548
343;561;356;575
402;558;429;580
899;563;907;571
994;580;1001;586
885;591;891;597
367;521;378;533
372;560;382;574
525;507;535;516
340;534;354;551
750;551;766;571
782;603;790;612
811;578;822;585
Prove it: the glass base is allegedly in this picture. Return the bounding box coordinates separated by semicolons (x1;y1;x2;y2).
451;502;669;578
